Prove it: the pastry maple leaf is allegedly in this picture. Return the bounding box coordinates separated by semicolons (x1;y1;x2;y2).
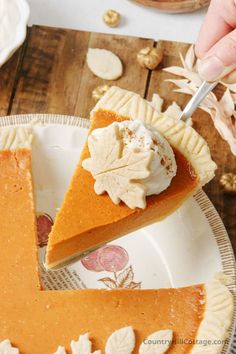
82;124;154;209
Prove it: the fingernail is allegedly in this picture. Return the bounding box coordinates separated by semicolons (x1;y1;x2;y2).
198;56;225;81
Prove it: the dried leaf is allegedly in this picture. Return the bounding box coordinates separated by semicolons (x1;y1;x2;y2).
139;329;173;354
117;266;134;288
98;277;117;289
164;45;236;154
203;90;236;154
179;52;185;68
82;124;154;209
164;66;202;86
220;88;235;116
105;326;135;354
184;45;195;70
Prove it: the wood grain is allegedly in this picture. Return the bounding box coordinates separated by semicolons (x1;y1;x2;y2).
0;45;25;116
11;26;90;116
131;0;210;13
10;26;153;118
147;40;236;254
75;32;153;118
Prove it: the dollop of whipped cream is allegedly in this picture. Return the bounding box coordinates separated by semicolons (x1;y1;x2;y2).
89;119;177;203
0;0;20;52
118;120;177;196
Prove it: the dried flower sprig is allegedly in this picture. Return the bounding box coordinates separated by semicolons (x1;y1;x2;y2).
163;45;236;155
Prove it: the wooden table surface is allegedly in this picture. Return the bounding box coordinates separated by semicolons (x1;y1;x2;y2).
1;25;235;255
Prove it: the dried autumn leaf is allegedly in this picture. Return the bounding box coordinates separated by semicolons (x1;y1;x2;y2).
201;90;236;155
98;277;117;289
116;265;134;288
182;44;195;70
105;326;135;354
164;44;236;155
82;124;154;209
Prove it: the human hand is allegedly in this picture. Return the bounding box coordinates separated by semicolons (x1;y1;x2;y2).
195;0;236;83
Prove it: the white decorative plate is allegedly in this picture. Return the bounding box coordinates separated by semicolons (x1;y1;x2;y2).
1;114;235;353
0;0;29;67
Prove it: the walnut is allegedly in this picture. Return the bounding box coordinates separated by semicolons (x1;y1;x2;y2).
92;85;110;101
137;44;163;70
103;10;121;28
220;173;236;193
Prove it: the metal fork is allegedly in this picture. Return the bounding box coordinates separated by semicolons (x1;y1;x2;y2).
180;81;218;121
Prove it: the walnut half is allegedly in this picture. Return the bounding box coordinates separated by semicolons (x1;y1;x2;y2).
137;44;163;70
92;85;110;101
103;10;121;28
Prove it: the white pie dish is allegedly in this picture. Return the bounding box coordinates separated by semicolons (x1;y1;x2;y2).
0;0;30;67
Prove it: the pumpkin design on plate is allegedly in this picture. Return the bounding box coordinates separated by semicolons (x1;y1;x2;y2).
81;245;142;289
36;213;54;247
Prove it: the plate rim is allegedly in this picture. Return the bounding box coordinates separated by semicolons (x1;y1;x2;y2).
0;113;235;353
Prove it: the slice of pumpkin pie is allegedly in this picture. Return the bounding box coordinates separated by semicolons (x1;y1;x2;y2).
45;86;217;269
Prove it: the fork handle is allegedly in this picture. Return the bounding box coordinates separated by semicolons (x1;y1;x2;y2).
180;81;218;121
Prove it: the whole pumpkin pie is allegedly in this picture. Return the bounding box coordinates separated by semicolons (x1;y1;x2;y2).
45;86;217;270
0;124;233;353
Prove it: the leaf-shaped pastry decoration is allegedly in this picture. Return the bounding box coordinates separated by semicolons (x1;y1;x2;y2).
87;48;123;80
117;265;134;288
0;340;19;354
163;44;236;155
71;333;101;354
150;94;192;127
54;346;66;354
139;329;173;354
82;124;154;209
105;326;135;354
